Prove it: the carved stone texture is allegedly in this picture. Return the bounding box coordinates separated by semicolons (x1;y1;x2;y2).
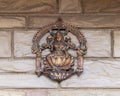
0;59;35;73
0;90;25;96
0;31;11;57
0;74;58;88
59;0;82;13
49;89;120;96
61;59;120;88
0;16;25;28
0;59;120;88
29;15;120;28
14;30;36;57
83;29;111;57
14;29;110;58
83;0;120;13
26;90;48;96
0;0;57;13
32;18;87;82
114;31;120;57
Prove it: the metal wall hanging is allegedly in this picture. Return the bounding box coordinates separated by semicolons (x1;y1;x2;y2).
32;18;87;82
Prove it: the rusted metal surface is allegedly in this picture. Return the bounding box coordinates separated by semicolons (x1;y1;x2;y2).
32;18;87;82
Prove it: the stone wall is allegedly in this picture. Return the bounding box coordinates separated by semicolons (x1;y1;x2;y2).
0;0;120;96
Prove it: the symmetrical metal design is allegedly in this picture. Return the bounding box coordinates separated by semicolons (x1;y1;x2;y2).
32;18;87;82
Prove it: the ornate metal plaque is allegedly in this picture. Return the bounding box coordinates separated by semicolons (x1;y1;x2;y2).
32;18;87;82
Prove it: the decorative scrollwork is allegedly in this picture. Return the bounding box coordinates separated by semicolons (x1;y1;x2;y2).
32;18;87;82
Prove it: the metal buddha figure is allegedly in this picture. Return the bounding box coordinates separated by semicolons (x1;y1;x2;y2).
32;18;87;82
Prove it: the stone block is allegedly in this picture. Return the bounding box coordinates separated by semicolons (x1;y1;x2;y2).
14;30;36;57
0;59;35;73
82;29;111;57
114;31;120;57
0;16;25;28
49;89;120;96
0;31;11;57
0;0;57;13
0;74;58;88
29;15;120;28
61;59;120;88
59;0;82;13
83;0;120;13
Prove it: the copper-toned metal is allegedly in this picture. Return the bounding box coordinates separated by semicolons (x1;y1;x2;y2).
32;18;87;82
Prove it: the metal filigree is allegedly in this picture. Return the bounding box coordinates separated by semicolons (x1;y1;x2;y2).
32;18;87;82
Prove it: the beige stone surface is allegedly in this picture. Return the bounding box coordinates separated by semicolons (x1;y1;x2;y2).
64;16;120;28
61;59;120;88
14;29;111;57
0;90;25;96
0;59;35;73
14;30;36;57
0;31;11;57
0;16;25;28
0;0;57;13
60;30;111;57
49;89;120;96
114;31;120;57
29;15;120;28
83;0;120;13
0;59;119;88
82;29;111;57
59;0;81;13
29;17;56;28
0;89;120;96
14;31;52;57
0;74;58;88
26;90;48;96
